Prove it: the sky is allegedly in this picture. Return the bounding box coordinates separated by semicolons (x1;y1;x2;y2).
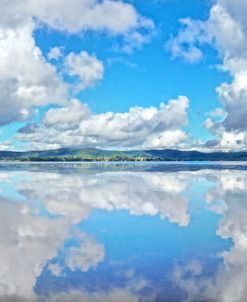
0;0;247;151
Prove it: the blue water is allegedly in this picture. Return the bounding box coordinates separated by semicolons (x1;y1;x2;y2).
0;163;246;301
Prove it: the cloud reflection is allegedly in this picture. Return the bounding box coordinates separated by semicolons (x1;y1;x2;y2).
171;170;247;302
0;196;68;298
0;167;246;301
13;171;192;226
0;169;193;300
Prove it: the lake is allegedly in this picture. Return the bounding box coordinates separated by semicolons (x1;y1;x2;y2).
0;162;246;302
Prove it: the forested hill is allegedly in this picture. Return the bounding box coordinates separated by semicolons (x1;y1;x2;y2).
0;148;247;161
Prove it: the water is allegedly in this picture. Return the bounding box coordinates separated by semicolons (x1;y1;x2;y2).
0;163;246;302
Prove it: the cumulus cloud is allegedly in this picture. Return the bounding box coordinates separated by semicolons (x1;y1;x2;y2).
65;51;104;91
48;47;63;61
0;23;68;125
0;0;153;35
143;129;188;149
48;263;63;277
166;18;208;63
0;0;154;128
43;99;91;129
0;140;13;151
204;123;247;150
167;0;247;150
17;95;190;150
204;3;247;150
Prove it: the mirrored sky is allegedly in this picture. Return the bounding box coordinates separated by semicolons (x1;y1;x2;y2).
0;164;246;302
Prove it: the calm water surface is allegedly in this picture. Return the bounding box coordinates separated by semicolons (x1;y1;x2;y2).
0;163;246;302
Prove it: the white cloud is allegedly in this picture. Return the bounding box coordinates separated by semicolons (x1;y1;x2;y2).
0;0;154;128
66;51;104;91
48;263;63;277
48;47;63;61
167;0;247;150
166;18;208;63
0;0;154;35
0;23;68;126
143;129;188;149
17;96;189;150
43;99;91;129
0;140;13;151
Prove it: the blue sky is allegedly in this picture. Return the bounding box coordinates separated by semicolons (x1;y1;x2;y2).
0;0;246;151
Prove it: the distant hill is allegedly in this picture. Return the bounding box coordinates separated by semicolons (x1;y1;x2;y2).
0;147;247;161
